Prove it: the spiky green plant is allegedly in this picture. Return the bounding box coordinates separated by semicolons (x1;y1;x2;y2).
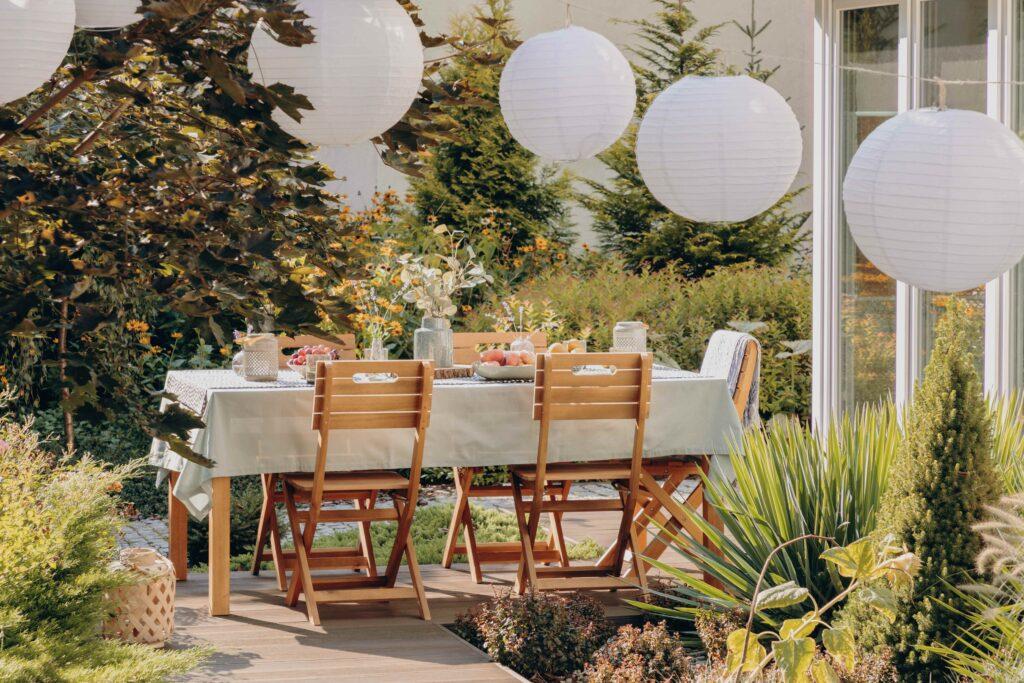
992;390;1024;494
634;402;899;630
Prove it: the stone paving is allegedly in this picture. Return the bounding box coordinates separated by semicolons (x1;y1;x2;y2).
119;479;698;553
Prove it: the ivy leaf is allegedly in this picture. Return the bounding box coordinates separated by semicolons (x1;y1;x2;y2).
755;581;810;610
772;637;816;683
858;585;897;623
822;626;856;670
820;538;876;579
779;613;821;639
726;629;766;675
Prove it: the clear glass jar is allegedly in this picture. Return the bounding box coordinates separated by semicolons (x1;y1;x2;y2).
613;321;647;353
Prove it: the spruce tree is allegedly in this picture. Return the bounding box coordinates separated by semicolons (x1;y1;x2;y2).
580;0;807;276
854;299;1001;680
406;0;572;285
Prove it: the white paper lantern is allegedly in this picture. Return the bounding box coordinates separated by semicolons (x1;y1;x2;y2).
0;0;75;106
248;0;423;147
636;75;802;223
843;108;1024;293
315;143;381;212
499;26;635;162
75;0;140;28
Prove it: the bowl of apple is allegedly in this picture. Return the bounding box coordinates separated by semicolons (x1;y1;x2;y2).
286;345;341;383
473;348;536;381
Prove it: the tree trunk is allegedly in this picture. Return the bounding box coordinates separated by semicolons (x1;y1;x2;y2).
59;298;74;453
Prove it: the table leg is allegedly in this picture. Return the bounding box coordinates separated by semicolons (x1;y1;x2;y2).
209;477;231;616
167;471;188;581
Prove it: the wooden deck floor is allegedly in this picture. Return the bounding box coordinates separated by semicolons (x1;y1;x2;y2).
169;512;689;681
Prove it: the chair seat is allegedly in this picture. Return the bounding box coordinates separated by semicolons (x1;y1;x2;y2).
512;461;632;482
283;471;410;492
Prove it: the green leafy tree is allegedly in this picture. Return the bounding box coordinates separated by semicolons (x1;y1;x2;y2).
406;0;573;286
0;1;464;459
846;299;1001;680
581;0;807;276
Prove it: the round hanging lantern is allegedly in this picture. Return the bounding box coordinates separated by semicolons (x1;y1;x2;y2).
843;108;1024;293
75;0;140;28
636;75;802;223
315;143;381;213
0;0;75;106
499;25;636;162
248;0;423;147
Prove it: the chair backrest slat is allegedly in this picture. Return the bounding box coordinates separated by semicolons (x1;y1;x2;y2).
453;331;547;365
312;360;433;432
533;352;652;423
278;334;357;368
733;339;759;420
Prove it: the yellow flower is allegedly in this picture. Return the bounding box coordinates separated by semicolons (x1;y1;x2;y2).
170;331;183;340
138;334;152;346
220;346;232;357
513;258;523;268
556;252;566;261
125;319;150;333
535;236;549;251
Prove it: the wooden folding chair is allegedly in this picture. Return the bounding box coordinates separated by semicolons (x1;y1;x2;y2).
251;333;359;590
441;331;572;583
510;351;653;593
281;359;434;625
618;335;761;584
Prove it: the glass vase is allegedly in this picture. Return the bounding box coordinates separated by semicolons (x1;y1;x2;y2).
413;316;453;368
367;336;388;361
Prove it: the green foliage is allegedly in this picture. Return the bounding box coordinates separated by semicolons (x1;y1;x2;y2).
453;590;612;680
991;390;1024;494
848;299;1002;680
468;258;811;420
631;403;898;628
924;494;1024;682
0;405;203;680
405;0;573;286
577;621;693;683
581;0;808;276
719;536;917;683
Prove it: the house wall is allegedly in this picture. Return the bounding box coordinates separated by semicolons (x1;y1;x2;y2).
376;0;815;246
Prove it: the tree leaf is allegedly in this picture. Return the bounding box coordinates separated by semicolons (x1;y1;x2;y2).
779;613;821;639
755;581;810;610
820;538;876;579
772;637;816;683
811;659;841;683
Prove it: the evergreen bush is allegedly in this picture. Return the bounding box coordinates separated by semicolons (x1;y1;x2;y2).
843;298;1001;680
577;621;693;683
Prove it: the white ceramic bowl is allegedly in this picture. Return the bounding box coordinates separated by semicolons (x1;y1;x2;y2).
472;361;536;381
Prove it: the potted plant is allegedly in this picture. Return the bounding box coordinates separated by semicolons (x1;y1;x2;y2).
399;225;491;367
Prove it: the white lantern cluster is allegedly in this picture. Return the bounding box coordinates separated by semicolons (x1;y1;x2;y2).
75;0;140;28
314;143;381;213
0;0;76;106
636;75;802;223
248;0;423;147
499;25;635;162
843;108;1024;293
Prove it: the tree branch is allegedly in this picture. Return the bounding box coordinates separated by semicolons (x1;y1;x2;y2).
0;69;98;149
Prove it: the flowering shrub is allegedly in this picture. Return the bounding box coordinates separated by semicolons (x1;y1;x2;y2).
577;622;693;683
453;591;612;681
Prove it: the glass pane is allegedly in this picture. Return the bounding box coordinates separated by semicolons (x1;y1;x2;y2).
918;0;989;378
838;5;900;411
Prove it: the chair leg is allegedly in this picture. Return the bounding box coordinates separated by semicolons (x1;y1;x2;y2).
510;474;538;594
252;473;275;577
700;457;724;589
269;506;288;591
461;499;483;583
547;481;570;567
405;536;431;621
442;467;469;569
356;493;378;578
628;524;650;598
283;484;320;626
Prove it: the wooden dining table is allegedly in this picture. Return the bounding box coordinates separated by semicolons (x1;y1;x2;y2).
150;367;742;616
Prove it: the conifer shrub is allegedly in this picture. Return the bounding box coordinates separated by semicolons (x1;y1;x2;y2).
842;299;1001;680
0;402;205;680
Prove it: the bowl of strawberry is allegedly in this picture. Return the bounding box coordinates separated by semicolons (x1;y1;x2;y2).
286;345;340;382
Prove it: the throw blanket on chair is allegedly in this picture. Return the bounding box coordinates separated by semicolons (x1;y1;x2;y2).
699;330;761;428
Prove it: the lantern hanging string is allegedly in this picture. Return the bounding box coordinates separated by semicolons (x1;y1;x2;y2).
556;0;1024;88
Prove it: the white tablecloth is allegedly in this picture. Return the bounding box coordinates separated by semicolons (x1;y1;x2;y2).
149;368;742;519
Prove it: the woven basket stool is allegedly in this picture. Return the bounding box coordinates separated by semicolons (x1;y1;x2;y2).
102;548;176;647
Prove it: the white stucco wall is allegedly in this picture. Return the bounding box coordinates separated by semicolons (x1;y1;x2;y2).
376;0;814;246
